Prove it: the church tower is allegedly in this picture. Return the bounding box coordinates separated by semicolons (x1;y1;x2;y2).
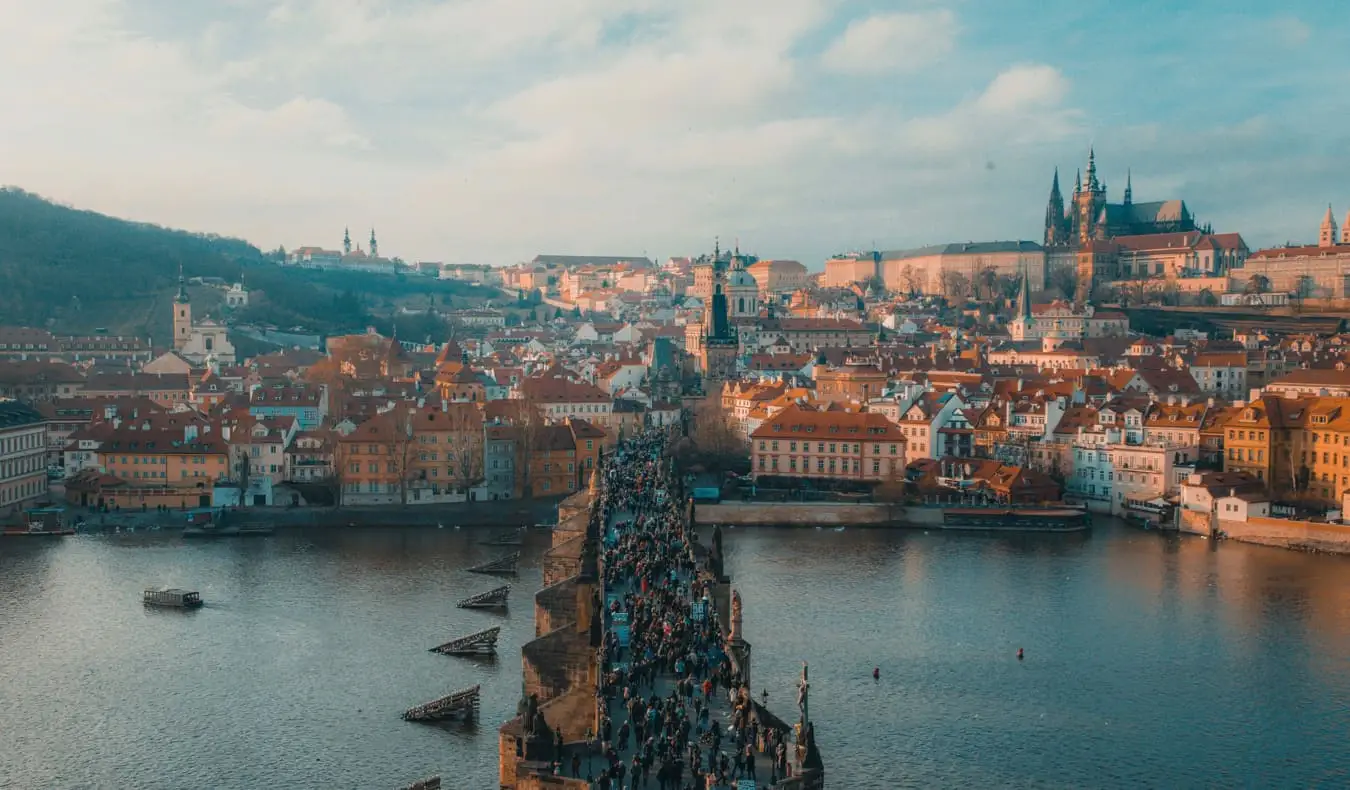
343;227;352;255
1319;205;1338;248
1074;148;1107;245
1123;169;1133;206
173;264;192;351
1044;168;1067;246
1342;210;1350;244
700;240;738;382
370;229;379;259
726;244;759;318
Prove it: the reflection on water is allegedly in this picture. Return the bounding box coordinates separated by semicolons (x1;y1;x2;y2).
2;521;1349;788
723;523;1350;789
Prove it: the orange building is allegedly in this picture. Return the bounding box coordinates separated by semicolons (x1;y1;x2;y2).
74;427;230;508
749;404;906;483
814;362;889;405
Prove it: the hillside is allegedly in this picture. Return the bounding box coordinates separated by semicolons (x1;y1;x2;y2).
0;188;259;335
0;189;496;342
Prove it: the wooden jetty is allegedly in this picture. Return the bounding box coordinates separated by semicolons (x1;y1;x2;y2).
480;528;523;546
431;626;501;656
398;777;441;790
402;685;480;722
457;585;510;609
465;552;519;575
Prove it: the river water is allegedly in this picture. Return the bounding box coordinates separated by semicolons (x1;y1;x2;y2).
1;523;1348;789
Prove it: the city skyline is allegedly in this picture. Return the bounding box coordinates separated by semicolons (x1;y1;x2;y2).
1;0;1347;266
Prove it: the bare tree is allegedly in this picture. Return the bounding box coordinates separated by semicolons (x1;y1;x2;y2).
976;264;999;302
874;461;908;522
689;398;750;474
1245;274;1270;295
445;403;486;499
900;265;921;298
941;270;972;302
1046;266;1077;300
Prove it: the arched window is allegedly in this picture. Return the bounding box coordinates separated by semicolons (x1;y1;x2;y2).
738;297;745;313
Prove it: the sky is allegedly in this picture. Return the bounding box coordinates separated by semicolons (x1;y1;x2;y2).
1;0;1347;268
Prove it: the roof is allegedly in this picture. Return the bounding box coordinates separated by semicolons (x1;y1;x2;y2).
531;254;654;268
876;241;1043;260
1250;243;1350;260
750;403;905;441
0;400;44;429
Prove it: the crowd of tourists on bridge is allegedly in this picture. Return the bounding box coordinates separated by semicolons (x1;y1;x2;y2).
566;428;795;790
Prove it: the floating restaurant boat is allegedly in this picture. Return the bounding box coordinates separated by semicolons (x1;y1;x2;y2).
457;585;510;609
143;588;204;608
942;507;1090;532
2;507;75;537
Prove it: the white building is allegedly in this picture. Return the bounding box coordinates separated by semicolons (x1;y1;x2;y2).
0;401;48;518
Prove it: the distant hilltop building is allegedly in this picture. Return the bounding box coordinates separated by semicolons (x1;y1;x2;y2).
824;242;1045;295
1042;149;1246;302
1227;205;1350;299
287;228;398;273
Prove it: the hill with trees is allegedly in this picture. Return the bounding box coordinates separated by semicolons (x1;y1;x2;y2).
0;188;497;342
0;188;257;336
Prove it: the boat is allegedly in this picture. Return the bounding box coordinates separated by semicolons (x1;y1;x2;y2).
143;588;204;608
2;507;75;537
942;507;1090;532
183;524;275;538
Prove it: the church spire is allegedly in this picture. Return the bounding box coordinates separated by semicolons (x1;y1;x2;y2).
175;263;189;304
1320;204;1338;248
1123;168;1133;206
1073;169;1081;197
1045;168;1065;246
1016;259;1032;323
1085;147;1098;191
343;227;352;255
369;228;378;259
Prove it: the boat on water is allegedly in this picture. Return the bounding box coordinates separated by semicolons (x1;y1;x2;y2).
2;507;75;537
942;507;1090;532
183;524;275;538
143;588;204;608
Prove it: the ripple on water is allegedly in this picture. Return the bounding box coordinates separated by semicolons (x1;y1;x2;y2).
1;522;1349;788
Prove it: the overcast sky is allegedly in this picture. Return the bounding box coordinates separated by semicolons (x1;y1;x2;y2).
1;0;1346;267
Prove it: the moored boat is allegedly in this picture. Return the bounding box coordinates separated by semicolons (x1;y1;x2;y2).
942;507;1090;532
2;507;75;537
143;588;204;608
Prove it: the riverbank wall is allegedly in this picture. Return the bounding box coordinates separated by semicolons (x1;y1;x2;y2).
1219;516;1350;554
73;497;563;532
692;501;943;528
1179;508;1350;554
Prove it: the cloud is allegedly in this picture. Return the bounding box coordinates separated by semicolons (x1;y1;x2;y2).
1271;16;1311;47
976;64;1070;113
820;10;957;75
0;0;1340;265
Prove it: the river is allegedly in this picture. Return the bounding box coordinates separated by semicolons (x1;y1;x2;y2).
1;522;1348;789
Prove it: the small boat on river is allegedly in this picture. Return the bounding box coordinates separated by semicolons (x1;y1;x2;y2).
143;588;204;608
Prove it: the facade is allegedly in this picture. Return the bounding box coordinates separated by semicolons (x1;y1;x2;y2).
749;404;907;482
825;243;1045;296
0;402;48;518
1009;300;1129;341
815;363;888;406
1228;209;1350;297
249;385;328;430
170;268;236;365
746;259;809;297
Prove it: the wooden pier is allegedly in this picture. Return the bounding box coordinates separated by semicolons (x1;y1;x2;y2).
431;626;500;656
398;777;441;790
402;685;480;722
480;528;523;547
465;552;520;575
457;585;510;609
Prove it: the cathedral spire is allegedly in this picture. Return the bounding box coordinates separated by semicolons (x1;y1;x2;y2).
343;227;352;255
1044;168;1066;247
369;228;378;259
1073;169;1081;197
1123;168;1133;206
1085;147;1098;191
